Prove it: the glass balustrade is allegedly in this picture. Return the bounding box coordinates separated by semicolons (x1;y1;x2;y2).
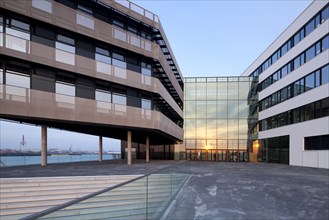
36;164;189;220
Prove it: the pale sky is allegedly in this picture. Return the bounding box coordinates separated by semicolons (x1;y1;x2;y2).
0;0;312;151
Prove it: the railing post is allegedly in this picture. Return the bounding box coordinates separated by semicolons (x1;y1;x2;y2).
99;136;103;162
127;130;132;165
41;125;47;166
146;136;149;163
146;176;148;219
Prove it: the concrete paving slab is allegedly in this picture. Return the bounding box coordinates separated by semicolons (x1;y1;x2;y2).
166;162;329;220
0;160;179;178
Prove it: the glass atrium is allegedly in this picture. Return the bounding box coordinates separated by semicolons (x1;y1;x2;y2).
184;76;257;162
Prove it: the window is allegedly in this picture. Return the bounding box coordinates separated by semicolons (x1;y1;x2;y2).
281;42;288;56
305;135;329;150
95;47;111;64
113;19;124;28
305;45;315;62
56;34;75;53
77;4;93;15
141;99;151;109
315;41;321;56
112;52;126;68
5;70;30;88
293;56;301;69
281;65;288;78
305;19;315;36
5;18;30;40
321;5;329;23
322;65;329;84
32;26;55;47
280;87;288;102
113;92;126;105
141;62;152;76
315;70;321;87
32;0;52;13
55;81;75;96
305;73;315;91
95;89;111;102
261;98;329;131
322;35;329;51
0;68;3;84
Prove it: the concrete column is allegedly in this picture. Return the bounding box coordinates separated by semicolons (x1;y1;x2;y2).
41;125;47;166
146;136;149;163
127;131;132;165
99;136;103;162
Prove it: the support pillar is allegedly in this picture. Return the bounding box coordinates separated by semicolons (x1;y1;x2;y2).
99;136;103;162
41;125;47;166
146;136;149;163
127;130;132;165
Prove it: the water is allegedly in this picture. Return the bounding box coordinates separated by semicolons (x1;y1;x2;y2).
0;154;120;167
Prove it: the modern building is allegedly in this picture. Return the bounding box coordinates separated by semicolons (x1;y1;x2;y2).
180;1;329;169
241;1;329;168
182;76;257;162
0;0;184;165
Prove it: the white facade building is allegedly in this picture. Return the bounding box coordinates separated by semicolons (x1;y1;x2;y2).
241;1;329;168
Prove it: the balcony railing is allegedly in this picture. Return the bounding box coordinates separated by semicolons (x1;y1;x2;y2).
0;84;184;141
0;32;183;118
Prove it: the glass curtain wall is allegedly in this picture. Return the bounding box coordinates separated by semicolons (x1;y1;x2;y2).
184;77;254;162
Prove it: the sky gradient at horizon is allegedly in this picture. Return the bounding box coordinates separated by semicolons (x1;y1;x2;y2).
0;0;312;151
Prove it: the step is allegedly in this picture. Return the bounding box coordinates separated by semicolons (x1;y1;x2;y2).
0;175;140;184
40;203;168;220
0;198;70;210
0;186;110;198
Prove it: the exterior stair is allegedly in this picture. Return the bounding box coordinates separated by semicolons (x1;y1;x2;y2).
0;175;141;220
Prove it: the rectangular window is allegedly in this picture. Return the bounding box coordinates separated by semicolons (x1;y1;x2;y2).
305;19;315;36
0;68;3;84
95;89;111;102
95;47;111;64
281;42;288;56
315;70;321;87
6;18;30;40
141;98;151;109
280;87;288;102
141;62;152;76
305;45;315;62
322;35;329;51
321;5;329;23
32;0;52;13
305;135;329;150
112;52;126;68
55;81;75;96
293;56;301;70
56;34;75;53
321;65;329;84
113;92;126;105
304;103;314;121
6;70;30;88
281;65;288;78
77;4;93;15
305;73;315;91
321;98;329;117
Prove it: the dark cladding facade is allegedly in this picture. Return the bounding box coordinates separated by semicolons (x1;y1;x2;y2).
0;0;184;164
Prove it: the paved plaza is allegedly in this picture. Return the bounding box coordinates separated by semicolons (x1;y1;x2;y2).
167;162;329;220
1;160;328;219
